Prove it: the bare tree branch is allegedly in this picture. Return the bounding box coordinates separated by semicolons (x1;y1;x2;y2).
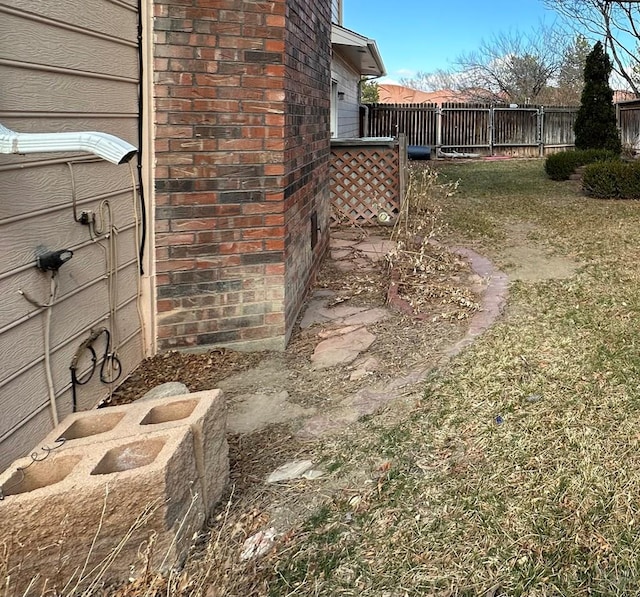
544;0;640;94
450;26;568;103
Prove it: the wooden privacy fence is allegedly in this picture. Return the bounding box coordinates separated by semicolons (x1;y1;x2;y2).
365;103;579;157
617;99;640;149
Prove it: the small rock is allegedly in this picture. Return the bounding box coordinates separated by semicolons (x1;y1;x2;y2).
302;469;325;480
526;394;542;403
139;382;189;401
240;527;277;560
266;460;314;483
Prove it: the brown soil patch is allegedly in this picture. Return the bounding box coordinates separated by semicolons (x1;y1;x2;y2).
499;221;580;281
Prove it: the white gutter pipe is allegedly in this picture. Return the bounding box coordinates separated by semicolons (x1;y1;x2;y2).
0;123;137;165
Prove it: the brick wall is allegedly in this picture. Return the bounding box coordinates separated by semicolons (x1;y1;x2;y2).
283;0;332;334
153;0;331;351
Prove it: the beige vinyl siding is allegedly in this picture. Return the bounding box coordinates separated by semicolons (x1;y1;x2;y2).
0;0;143;471
331;52;361;138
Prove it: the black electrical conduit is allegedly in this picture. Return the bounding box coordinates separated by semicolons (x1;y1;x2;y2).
136;0;146;275
69;328;122;412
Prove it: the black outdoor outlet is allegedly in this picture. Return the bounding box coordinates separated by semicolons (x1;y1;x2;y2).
36;249;73;272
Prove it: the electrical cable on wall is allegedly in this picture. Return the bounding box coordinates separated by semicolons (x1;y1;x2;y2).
4;121;138;450
18;249;74;427
21;276;59;426
66;163;123;372
65;160;146;410
136;0;146;275
129;161;148;347
70;327;121;412
91;200;122;400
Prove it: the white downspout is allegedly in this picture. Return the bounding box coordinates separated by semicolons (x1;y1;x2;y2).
0;123;137;165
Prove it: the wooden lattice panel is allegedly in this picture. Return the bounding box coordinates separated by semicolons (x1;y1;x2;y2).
330;143;402;226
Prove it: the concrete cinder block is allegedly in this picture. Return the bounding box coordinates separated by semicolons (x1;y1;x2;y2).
127;391;229;515
42;390;222;446
0;427;204;597
39;390;229;516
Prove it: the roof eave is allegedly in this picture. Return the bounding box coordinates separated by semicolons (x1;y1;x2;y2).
331;24;386;78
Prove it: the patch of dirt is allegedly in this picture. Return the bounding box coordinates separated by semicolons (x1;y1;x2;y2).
105;349;265;407
499;221;581;281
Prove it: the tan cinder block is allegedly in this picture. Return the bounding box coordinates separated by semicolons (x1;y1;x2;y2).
41;390;222;447
38;390;229;517
123;390;228;517
0;427;204;597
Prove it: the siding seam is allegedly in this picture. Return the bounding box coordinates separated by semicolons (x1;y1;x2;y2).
0;221;136;281
0;291;140;391
1;187;137;226
0;58;139;83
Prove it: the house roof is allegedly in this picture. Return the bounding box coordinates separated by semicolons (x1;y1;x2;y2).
614;90;638;104
378;84;479;105
331;24;385;77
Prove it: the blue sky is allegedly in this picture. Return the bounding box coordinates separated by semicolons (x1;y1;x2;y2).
343;0;562;83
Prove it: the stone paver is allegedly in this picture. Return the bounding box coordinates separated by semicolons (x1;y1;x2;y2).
349;357;380;381
316;305;367;321
353;239;396;262
331;249;352;260
340;307;389;326
299;245;508;437
330;238;359;248
311;327;376;369
299;299;331;328
317;324;364;339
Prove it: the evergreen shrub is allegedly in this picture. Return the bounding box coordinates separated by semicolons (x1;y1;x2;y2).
582;160;640;199
544;149;619;181
574;42;622;154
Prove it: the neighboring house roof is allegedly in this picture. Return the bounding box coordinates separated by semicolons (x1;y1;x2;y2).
380;84;639;106
331;24;385;77
378;84;479;104
614;90;638;104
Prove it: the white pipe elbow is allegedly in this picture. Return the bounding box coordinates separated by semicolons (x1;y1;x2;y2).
0;123;137;165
